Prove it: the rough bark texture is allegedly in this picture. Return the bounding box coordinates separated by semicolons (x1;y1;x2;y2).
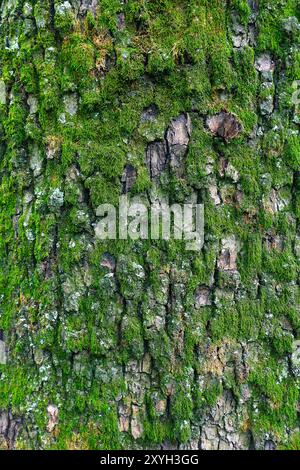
0;0;300;450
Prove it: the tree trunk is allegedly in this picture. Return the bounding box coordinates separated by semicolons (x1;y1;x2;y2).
0;0;299;450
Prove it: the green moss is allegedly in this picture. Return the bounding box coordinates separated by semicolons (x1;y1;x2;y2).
78;142;125;179
285;133;300;170
210;307;240;341
54;4;75;35
200;381;223;408
170;387;193;443
239;232;262;283
121;316;144;361
230;0;251;24
249;360;299;435
257;0;299;55
143;419;172;445
280;433;300;450
61;33;95;86
4;94;27;147
263;248;297;283
0;0;299;451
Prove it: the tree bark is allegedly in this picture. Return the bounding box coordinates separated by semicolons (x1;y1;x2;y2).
0;0;299;450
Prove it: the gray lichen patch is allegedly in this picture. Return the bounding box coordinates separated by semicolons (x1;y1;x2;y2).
48;188;64;211
0;340;6;365
0;80;6;105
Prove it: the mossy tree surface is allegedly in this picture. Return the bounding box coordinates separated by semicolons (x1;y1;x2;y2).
0;0;300;450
